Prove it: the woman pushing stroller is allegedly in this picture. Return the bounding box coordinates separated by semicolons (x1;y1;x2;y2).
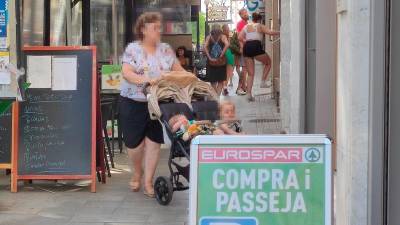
119;12;185;197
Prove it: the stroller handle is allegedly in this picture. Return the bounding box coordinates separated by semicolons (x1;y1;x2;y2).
142;82;151;96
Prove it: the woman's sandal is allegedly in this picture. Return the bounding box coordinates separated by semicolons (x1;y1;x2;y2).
143;186;155;198
129;180;141;192
247;94;255;102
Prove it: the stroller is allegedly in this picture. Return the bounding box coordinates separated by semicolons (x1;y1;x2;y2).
145;74;219;205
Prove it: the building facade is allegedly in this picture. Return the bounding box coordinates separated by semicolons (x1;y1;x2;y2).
5;0;399;224
280;0;397;224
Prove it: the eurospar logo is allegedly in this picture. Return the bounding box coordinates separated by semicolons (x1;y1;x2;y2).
200;217;258;225
199;147;323;163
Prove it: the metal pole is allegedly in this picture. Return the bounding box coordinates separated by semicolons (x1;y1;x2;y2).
15;0;21;67
111;0;118;64
66;0;72;45
82;0;90;46
196;6;200;51
205;4;209;38
44;0;50;46
124;0;133;44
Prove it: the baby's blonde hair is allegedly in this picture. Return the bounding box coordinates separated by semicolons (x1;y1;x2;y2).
219;100;236;117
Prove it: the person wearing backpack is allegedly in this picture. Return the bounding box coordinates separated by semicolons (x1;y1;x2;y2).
204;24;230;96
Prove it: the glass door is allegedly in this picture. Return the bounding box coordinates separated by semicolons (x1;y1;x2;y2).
90;0;125;63
21;0;45;46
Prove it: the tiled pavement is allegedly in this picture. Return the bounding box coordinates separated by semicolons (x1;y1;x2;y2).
0;64;281;225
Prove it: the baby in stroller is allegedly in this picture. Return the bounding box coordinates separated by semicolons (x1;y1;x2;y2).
217;100;244;135
168;114;224;141
167;100;243;141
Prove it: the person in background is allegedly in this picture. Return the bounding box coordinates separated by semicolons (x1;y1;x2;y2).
222;24;235;96
239;12;280;101
120;12;184;197
204;24;229;96
236;8;248;34
235;8;249;96
176;46;190;70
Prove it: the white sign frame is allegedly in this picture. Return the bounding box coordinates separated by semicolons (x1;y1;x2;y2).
189;135;332;225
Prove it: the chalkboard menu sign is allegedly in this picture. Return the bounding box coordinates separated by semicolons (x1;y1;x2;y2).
11;47;96;193
0;107;12;164
19;90;91;175
19;49;93;175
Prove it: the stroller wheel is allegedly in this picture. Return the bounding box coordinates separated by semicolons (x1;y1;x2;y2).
154;176;174;205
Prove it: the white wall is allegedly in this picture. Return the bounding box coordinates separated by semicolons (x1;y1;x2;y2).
281;0;372;223
336;1;370;225
280;0;305;133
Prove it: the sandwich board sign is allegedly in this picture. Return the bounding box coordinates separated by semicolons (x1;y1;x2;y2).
189;135;332;225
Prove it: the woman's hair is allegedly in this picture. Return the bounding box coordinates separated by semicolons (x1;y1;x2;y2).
252;12;262;23
176;46;187;56
134;12;162;40
222;24;230;33
210;24;222;40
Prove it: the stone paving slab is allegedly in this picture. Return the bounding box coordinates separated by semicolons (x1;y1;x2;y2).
0;64;281;225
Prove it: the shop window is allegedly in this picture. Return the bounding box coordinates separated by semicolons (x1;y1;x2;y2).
22;0;44;46
135;0;191;29
90;0;113;62
71;1;83;46
116;0;126;63
50;0;67;46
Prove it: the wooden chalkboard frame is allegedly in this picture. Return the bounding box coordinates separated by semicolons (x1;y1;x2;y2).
11;46;97;193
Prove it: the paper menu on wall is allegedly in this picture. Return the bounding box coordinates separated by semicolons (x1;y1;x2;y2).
51;56;77;91
0;71;10;84
27;56;52;88
0;52;10;84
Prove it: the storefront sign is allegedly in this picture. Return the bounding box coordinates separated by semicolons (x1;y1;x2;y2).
0;51;10;84
207;0;231;21
246;0;264;13
164;22;192;35
0;0;8;49
189;135;332;225
101;65;121;90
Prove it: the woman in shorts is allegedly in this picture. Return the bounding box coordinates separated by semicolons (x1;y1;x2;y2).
119;12;184;197
239;13;280;101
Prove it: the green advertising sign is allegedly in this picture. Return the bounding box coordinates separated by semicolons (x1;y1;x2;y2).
189;136;332;225
101;65;122;90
